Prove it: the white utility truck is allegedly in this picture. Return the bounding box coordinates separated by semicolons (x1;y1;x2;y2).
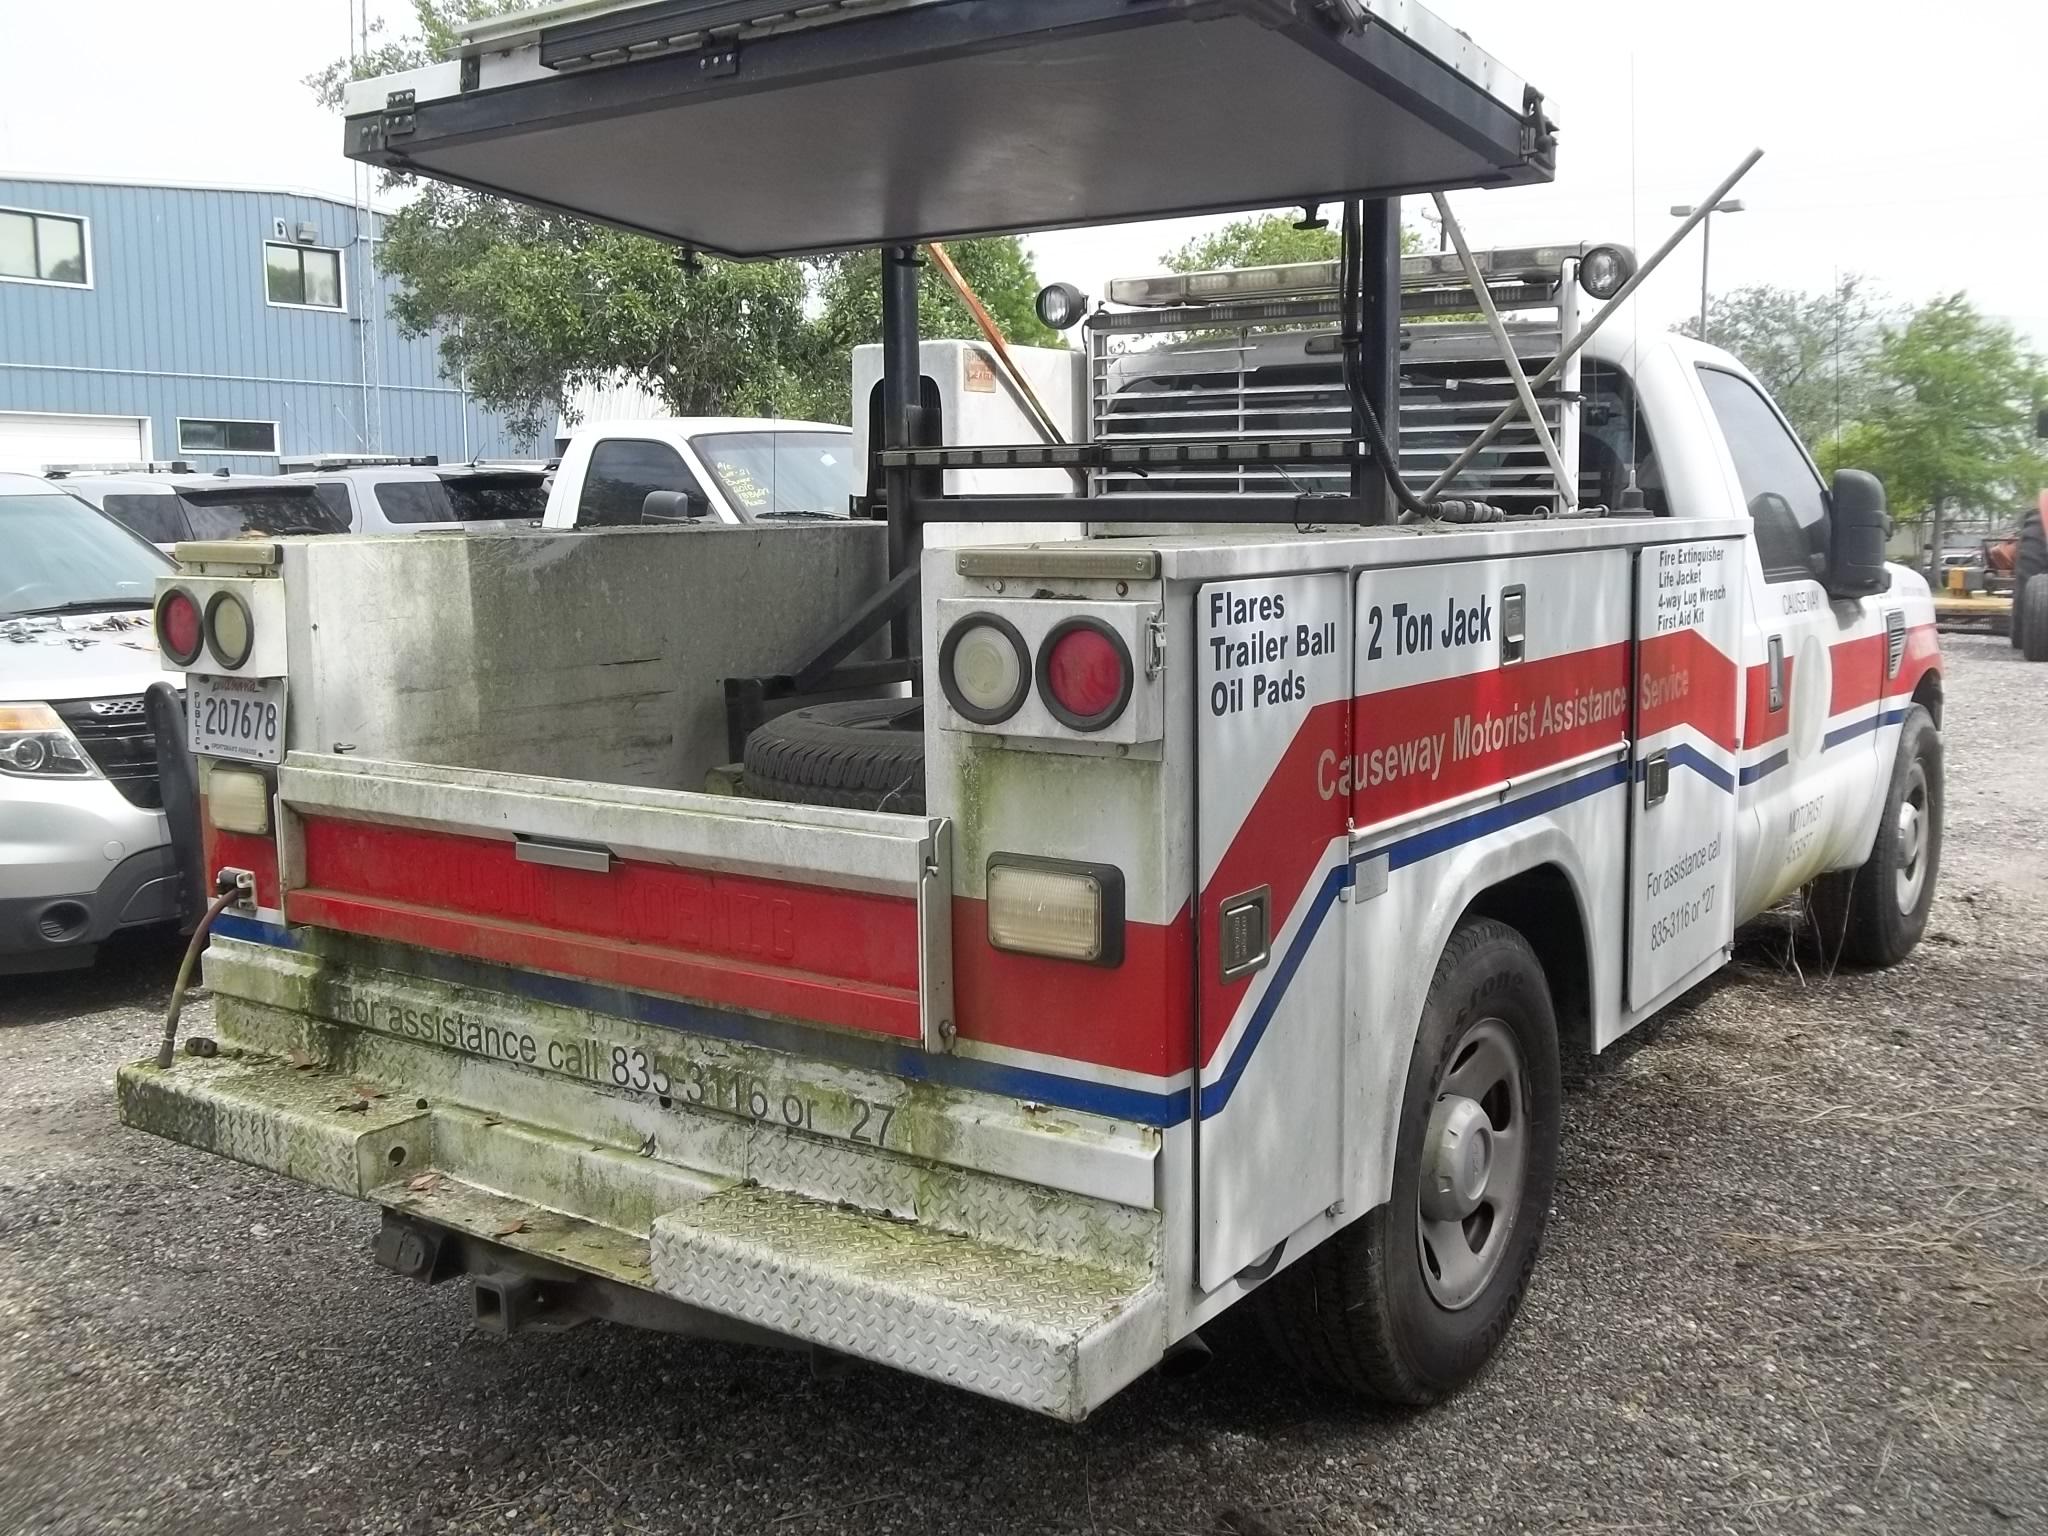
121;0;1941;1421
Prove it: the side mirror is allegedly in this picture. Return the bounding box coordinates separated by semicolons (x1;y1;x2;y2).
641;489;710;524
1824;468;1890;598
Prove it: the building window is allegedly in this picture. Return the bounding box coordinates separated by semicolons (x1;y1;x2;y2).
178;419;279;456
264;240;343;310
0;207;89;286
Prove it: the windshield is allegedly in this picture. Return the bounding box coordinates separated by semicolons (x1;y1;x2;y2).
179;487;350;539
691;431;852;519
0;490;171;618
374;473;549;524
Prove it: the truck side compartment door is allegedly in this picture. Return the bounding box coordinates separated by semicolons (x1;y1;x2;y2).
1696;367;1883;921
1195;573;1350;1292
1349;550;1632;1062
1627;536;1744;1011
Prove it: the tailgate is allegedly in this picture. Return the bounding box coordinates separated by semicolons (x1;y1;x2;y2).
273;753;952;1050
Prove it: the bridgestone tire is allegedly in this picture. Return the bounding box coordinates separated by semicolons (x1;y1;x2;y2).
742;698;927;814
2012;515;2046;649
1808;703;1942;969
1253;917;1561;1404
2023;574;2048;663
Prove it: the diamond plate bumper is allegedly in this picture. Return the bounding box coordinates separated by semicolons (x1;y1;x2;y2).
118;1044;1166;1419
652;1186;1163;1421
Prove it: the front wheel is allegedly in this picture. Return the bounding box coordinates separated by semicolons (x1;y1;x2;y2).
1809;703;1942;967
1254;917;1561;1404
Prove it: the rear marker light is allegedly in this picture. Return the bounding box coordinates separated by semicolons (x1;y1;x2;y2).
1037;618;1132;732
156;588;203;667
939;613;1030;725
208;765;272;835
986;856;1125;967
204;591;255;670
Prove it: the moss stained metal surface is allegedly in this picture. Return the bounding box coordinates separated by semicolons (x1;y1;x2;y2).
125;933;1162;1280
116;1054;430;1198
650;1184;1167;1421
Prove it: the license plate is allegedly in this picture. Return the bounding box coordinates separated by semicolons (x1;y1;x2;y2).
188;673;288;764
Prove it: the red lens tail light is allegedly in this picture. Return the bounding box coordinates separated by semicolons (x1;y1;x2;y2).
156;588;203;666
1037;618;1133;731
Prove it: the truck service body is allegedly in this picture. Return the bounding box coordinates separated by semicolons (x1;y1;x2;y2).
119;0;1943;1420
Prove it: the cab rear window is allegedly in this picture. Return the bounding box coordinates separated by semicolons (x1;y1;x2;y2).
177;487;350;539
375;474;547;524
100;493;187;544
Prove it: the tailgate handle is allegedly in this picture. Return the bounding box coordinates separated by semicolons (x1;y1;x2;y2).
515;835;613;875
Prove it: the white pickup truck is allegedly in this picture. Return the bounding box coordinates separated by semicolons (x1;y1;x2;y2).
120;0;1941;1424
540;417;855;529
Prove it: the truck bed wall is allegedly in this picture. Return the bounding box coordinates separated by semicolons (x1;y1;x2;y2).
281;524;888;791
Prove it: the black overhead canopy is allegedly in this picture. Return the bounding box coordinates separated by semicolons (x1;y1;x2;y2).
344;0;1553;259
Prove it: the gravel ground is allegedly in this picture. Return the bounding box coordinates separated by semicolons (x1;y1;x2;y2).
3;633;2044;1536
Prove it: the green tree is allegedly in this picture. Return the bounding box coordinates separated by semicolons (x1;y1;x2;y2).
1677;276;1891;453
806;239;1060;423
1817;295;2047;560
1835;296;2045;516
376;184;829;438
1161;211;1423;272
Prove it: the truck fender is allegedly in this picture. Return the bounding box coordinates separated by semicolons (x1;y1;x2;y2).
1342;821;1608;1214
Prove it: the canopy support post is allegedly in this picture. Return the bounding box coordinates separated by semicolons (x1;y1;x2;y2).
1345;198;1401;525
881;244;922;662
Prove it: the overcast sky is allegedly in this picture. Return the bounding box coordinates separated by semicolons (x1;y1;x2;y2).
3;1;2044;351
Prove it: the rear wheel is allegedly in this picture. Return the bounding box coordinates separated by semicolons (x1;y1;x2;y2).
2024;574;2048;662
1255;918;1561;1403
1809;704;1942;967
2012;515;2046;649
742;698;926;814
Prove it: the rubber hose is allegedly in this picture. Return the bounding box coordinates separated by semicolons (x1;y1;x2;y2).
155;889;238;1069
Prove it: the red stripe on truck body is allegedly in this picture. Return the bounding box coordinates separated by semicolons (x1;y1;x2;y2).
286;817;921;1039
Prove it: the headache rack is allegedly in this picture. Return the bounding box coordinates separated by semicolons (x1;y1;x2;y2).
1083;245;1603;520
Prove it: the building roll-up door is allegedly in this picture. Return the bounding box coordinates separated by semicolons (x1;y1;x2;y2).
0;412;148;472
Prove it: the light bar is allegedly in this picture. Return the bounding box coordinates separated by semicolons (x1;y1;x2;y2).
1104;243;1609;309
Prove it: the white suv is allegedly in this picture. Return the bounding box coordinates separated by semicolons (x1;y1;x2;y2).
1;474;184;973
284;456;551;534
52;465;349;551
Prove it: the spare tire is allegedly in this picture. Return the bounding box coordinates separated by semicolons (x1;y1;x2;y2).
743;698;927;814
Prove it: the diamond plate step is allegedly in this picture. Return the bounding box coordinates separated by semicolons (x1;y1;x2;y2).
650;1185;1164;1420
118;1055;430;1196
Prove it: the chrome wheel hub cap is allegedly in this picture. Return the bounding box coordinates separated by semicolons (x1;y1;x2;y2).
1415;1017;1527;1311
1421;1096;1493;1222
1895;759;1929;915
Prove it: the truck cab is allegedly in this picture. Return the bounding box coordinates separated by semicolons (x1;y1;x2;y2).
539;418;855;530
118;0;1940;1423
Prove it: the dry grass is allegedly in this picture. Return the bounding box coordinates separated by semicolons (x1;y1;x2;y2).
1723;1198;2048;1314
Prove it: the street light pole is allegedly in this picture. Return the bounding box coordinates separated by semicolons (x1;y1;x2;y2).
1670;199;1745;343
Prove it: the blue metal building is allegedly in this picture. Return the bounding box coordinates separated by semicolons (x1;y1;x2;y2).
0;175;532;471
